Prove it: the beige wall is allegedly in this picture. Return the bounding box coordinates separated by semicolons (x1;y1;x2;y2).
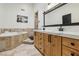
0;3;34;28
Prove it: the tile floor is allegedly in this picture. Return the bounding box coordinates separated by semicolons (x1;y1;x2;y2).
0;44;42;56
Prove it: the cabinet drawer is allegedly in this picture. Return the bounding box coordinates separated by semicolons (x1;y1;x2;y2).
39;42;43;51
39;33;43;36
62;45;79;56
35;32;39;36
43;33;48;39
62;37;79;50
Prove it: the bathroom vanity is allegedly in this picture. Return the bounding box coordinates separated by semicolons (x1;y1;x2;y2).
34;30;79;56
0;32;27;52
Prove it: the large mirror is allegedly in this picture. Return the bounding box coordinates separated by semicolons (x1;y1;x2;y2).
44;3;79;26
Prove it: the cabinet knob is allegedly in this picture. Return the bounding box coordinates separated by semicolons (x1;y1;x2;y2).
48;35;51;43
71;53;75;56
40;38;42;40
39;48;42;49
71;43;75;46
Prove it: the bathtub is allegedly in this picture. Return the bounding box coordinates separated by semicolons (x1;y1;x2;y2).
0;31;27;37
0;31;27;52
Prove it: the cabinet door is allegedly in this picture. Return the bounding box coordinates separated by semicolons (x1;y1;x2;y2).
34;32;39;48
34;32;44;54
44;33;51;56
51;35;61;56
38;33;44;53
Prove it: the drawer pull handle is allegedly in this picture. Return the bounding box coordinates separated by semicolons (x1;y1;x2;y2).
48;35;51;43
40;38;42;40
39;48;42;49
71;43;75;46
71;53;75;56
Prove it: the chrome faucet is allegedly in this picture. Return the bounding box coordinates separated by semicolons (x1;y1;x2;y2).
58;26;64;31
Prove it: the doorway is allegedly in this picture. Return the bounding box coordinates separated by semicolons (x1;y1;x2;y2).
34;12;39;29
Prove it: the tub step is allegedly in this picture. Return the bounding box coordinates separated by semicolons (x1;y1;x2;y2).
23;38;34;44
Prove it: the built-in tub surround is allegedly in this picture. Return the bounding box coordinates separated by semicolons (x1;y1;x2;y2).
0;28;34;37
0;31;27;52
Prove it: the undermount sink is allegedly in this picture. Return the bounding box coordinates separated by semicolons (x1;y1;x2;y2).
62;32;79;36
43;30;63;34
44;30;79;36
34;30;79;36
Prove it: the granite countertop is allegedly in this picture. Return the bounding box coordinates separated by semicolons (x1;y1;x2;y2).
34;30;79;39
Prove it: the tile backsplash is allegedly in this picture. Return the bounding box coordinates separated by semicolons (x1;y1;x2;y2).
0;28;34;37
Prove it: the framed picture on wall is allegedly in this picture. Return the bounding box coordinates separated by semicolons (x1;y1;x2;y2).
17;15;28;23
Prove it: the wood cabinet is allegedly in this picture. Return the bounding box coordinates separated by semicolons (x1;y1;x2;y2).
62;45;79;56
34;31;79;56
44;34;61;56
38;32;44;53
51;35;61;56
44;33;51;56
34;32;39;48
62;37;79;51
62;37;79;56
34;32;61;56
34;32;44;54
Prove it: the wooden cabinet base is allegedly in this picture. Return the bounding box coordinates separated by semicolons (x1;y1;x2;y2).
51;36;61;56
34;32;62;56
34;31;79;56
34;45;44;56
